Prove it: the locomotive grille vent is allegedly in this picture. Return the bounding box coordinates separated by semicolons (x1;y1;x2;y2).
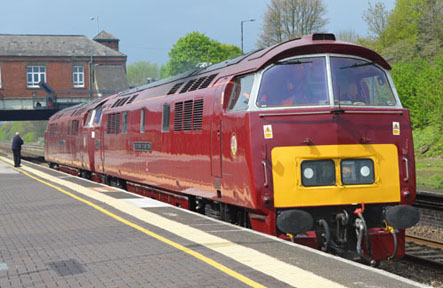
183;100;193;131
199;74;217;89
172;99;204;132
111;99;120;108
107;113;121;134
126;94;138;105
193;99;204;131
73;107;87;116
167;82;184;95
112;97;130;108
188;76;206;91
111;99;121;108
180;79;196;93
174;102;184;131
119;97;130;107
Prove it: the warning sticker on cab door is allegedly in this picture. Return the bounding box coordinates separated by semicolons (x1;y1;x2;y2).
264;125;273;139
393;122;400;135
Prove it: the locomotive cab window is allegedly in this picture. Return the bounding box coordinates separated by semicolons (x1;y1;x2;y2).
330;57;396;106
257;57;329;108
227;74;254;111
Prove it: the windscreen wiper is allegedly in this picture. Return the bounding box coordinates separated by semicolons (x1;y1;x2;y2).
277;60;313;65
339;61;377;69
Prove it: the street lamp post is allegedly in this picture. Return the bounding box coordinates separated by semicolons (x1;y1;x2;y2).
90;16;100;34
241;19;255;54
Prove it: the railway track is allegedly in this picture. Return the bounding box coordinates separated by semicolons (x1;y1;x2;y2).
414;190;443;210
405;235;443;269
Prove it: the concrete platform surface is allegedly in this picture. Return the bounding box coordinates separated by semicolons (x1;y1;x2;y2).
0;156;429;288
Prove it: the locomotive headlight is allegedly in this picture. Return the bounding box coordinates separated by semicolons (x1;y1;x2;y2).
301;160;335;186
341;159;374;185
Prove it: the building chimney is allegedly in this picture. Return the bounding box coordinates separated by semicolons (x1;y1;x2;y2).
93;30;120;51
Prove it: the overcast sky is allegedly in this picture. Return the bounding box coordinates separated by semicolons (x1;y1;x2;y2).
0;0;395;66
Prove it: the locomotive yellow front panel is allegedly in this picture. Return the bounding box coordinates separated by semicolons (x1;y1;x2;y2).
272;144;400;207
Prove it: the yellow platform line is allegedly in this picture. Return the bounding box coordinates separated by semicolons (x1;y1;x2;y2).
0;158;266;288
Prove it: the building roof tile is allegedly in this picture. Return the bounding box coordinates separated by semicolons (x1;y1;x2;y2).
0;34;126;57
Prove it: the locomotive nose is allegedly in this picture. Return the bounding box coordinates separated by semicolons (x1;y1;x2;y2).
384;205;420;229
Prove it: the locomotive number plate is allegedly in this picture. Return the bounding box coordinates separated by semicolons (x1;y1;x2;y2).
133;142;152;151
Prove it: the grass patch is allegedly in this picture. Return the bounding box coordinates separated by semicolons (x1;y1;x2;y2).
415;157;443;189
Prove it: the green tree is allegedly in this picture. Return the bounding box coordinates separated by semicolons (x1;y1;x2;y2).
336;30;360;43
416;0;443;59
391;50;443;129
126;61;160;87
162;32;242;77
384;0;423;47
258;0;328;48
362;1;390;49
0;121;47;144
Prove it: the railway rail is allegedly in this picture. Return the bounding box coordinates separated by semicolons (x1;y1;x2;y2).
414;190;443;210
405;235;443;269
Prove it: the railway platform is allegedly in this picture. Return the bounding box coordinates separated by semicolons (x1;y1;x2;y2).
0;156;428;288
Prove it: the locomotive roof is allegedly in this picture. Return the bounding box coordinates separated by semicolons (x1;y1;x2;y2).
120;33;390;96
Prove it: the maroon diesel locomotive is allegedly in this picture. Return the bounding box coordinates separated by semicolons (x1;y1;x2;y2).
45;33;419;264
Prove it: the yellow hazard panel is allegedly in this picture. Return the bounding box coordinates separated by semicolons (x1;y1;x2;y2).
271;144;400;207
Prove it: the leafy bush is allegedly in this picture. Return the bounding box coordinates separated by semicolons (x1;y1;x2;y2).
413;126;443;157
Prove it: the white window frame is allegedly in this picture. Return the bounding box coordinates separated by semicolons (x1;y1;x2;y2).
27;66;46;88
73;66;85;88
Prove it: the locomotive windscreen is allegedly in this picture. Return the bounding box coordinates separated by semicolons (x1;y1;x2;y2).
256;56;397;108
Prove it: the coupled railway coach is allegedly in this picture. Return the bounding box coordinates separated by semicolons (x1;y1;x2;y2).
45;33;419;264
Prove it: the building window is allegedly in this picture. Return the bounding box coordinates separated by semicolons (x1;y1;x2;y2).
27;66;46;88
73;66;84;88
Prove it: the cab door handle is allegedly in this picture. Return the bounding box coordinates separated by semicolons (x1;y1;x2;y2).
403;157;409;182
262;161;268;187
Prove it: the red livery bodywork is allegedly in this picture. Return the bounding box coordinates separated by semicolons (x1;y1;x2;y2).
45;34;419;263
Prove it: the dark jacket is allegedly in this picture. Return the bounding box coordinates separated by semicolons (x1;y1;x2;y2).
12;135;24;150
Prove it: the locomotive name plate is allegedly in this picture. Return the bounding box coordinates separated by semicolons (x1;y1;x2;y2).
133;142;152;151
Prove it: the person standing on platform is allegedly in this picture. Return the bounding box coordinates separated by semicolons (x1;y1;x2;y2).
11;132;24;167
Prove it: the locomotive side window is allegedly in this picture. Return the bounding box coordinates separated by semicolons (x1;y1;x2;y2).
140;109;146;133
257;57;329;107
227;74;254;111
85;110;94;127
330;57;396;106
93;107;104;126
162;104;171;132
122;111;128;134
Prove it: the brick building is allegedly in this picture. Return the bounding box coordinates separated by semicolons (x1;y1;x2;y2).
0;31;128;110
